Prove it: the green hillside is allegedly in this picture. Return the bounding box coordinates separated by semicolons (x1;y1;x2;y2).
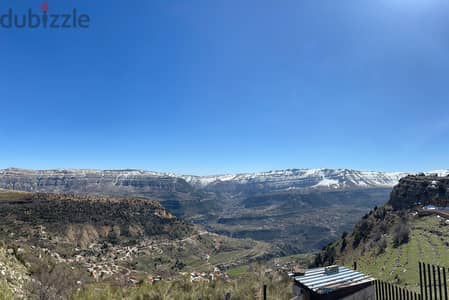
359;216;449;289
314;174;449;293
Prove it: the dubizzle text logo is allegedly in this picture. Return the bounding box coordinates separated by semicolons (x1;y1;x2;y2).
0;2;90;29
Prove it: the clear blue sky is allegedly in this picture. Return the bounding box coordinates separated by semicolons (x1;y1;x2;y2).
1;0;449;175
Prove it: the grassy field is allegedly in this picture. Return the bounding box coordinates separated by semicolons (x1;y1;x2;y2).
0;280;14;300
0;189;30;201
335;215;449;293
73;272;293;300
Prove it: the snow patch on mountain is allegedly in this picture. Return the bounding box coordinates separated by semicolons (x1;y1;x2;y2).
313;178;340;188
429;170;449;177
181;168;411;190
2;167;448;193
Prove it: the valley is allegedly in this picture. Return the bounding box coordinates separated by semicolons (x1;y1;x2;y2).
0;168;409;253
0;190;279;299
2;169;449;299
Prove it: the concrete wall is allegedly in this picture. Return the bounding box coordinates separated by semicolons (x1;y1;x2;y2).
292;284;308;300
292;284;375;300
339;285;375;300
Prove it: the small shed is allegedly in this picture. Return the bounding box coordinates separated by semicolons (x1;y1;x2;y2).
290;265;375;300
423;205;437;210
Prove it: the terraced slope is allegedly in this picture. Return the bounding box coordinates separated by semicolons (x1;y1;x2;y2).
313;174;449;292
0;190;279;299
321;214;449;292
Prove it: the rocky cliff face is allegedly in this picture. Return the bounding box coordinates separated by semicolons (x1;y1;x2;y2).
0;168;412;197
182;169;409;193
388;174;449;210
0;168;193;196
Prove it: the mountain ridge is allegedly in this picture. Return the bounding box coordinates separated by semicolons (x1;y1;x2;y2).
2;167;447;253
3;167;445;192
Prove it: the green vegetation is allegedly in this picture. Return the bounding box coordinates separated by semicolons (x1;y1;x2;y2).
0;169;397;254
0;188;31;201
316;210;449;293
0;190;283;299
227;265;250;277
352;216;449;291
311;176;449;294
0;280;14;300
211;188;391;253
186;185;393;256
0;244;31;299
73;272;292;300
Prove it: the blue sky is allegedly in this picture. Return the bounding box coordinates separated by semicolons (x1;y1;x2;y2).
1;0;449;175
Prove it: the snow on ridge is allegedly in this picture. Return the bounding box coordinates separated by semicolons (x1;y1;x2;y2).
3;167;448;190
0;168;173;178
312;178;340;188
180;168;412;189
428;170;449;177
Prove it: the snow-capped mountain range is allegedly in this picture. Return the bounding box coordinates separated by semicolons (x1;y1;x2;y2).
184;169;449;192
1;168;448;194
181;169;412;190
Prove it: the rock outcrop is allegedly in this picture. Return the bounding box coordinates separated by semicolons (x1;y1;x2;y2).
0;168;193;196
0;192;194;245
388;174;449;210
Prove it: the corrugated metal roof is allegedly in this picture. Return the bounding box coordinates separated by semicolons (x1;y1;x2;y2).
293;266;374;294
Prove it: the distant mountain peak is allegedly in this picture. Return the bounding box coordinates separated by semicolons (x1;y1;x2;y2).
1;167;447;195
180;168;412;191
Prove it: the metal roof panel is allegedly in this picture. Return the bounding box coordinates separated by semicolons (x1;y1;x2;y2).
293;266;374;294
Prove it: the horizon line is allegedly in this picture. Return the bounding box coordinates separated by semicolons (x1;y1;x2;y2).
0;166;430;178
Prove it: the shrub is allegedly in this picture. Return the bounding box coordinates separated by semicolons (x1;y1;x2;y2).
376;236;387;254
392;221;410;248
352;219;372;248
73;273;293;300
340;238;347;252
0;280;14;300
29;262;81;300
